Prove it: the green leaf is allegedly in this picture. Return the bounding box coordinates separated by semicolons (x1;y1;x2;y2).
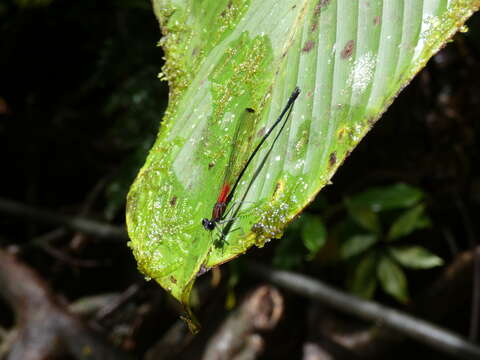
302;214;327;259
377;255;409;303
126;0;479;326
345;197;381;233
348;183;424;212
389;246;444;269
349;252;378;299
340;234;379;259
387;204;430;240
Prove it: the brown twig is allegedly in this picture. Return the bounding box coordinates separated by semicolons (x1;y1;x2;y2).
0;197;128;241
95;282;144;322
69;293;121;317
0;249;131;360
40;242;106;268
202;285;283;360
247;261;480;360
25;227;68;248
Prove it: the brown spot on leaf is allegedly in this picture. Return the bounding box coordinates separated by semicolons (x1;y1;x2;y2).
170;276;177;284
273;182;281;197
337;127;347;139
302;40;314;52
307;91;313;97
170;196;177;206
314;0;331;16
208;162;215;169
329;152;337;167
257;126;267;138
373;15;381;25
311;22;318;32
341;40;355;59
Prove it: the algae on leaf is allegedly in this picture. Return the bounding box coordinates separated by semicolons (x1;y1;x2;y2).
127;0;479;330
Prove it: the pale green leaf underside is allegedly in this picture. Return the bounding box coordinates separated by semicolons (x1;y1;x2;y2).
126;0;478;310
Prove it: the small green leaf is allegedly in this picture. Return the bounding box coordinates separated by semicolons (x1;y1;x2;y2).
345;198;381;233
348;183;424;212
389;246;444;269
302;214;327;259
377;255;409;303
387;204;430;241
349;252;378;299
416;215;432;229
340;234;379;259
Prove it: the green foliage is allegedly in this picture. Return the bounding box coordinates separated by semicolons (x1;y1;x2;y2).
377;255;409;303
349;251;378;299
387;204;431;241
347;183;424;212
273;183;443;304
274;214;328;269
340;183;441;303
389;246;444;269
302;214;328;260
345;197;381;233
340;234;379;259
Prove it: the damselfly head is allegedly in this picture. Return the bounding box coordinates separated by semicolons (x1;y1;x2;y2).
202;218;216;231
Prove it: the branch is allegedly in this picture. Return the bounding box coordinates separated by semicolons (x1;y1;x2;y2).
0;197;127;241
0;249;132;360
95;282;144;322
203;285;283;360
247;261;480;360
69;293;120;317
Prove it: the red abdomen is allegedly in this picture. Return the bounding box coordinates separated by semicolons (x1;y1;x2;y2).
211;184;230;220
217;183;230;203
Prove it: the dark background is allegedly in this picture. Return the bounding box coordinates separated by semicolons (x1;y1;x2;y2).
0;1;479;359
